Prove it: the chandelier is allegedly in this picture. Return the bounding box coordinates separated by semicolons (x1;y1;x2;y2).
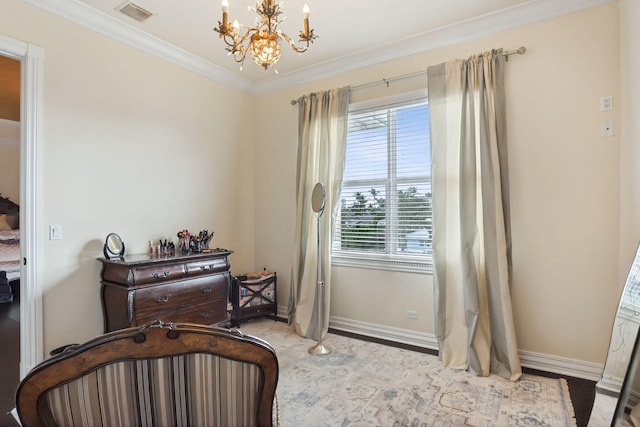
214;0;317;71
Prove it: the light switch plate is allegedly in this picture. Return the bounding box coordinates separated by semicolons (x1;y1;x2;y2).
49;224;62;240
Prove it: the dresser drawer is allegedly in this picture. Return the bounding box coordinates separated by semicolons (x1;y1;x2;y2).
174;299;228;325
136;299;227;326
135;298;227;326
185;257;230;277
134;275;228;322
129;263;186;286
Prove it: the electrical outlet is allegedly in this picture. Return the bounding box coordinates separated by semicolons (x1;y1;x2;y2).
406;310;418;319
601;121;614;137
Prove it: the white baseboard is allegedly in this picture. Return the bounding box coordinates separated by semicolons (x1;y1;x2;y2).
518;349;603;381
329;316;439;350
276;306;604;381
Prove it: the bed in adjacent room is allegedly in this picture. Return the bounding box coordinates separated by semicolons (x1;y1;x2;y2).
0;194;20;303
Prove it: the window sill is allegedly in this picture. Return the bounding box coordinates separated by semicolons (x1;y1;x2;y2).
331;253;433;274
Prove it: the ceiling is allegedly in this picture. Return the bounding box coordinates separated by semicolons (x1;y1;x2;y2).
22;0;610;94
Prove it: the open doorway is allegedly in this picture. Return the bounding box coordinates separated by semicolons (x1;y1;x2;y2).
0;34;44;422
0;53;21;415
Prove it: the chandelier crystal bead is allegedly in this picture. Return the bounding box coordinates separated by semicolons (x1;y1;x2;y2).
251;34;282;69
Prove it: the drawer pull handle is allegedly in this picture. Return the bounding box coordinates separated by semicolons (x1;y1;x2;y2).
152;271;171;279
201;287;213;293
199;311;213;318
154;294;171;303
200;264;214;271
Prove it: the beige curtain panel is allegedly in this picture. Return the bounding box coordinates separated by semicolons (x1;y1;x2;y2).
428;49;521;381
289;87;350;340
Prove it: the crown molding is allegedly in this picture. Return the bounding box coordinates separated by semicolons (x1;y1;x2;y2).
250;0;614;95
20;0;252;92
21;0;613;96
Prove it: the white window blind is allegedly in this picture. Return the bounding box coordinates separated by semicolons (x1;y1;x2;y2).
332;93;432;272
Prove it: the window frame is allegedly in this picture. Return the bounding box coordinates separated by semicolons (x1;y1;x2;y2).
331;89;432;273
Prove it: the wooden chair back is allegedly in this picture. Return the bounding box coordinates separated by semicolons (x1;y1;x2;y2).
15;321;279;427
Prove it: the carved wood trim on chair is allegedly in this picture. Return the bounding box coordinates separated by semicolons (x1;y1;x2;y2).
15;321;279;427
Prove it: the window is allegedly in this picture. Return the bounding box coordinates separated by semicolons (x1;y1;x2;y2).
332;91;432;272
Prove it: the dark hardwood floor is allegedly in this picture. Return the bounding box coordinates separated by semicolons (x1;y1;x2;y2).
0;302;596;427
0;283;19;427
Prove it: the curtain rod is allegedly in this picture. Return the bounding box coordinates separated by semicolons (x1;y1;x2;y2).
291;46;526;105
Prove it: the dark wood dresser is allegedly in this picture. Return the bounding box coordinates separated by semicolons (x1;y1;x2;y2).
99;251;232;332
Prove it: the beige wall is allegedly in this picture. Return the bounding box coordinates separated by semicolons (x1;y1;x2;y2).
2;0;257;351
617;0;640;396
1;0;633;368
618;0;640;278
254;3;622;364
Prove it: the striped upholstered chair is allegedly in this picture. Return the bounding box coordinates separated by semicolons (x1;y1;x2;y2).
15;321;279;427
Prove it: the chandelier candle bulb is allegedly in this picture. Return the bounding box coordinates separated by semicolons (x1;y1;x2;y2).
303;4;309;33
221;0;229;26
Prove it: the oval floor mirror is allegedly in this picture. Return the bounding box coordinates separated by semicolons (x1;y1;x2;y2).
590;242;640;426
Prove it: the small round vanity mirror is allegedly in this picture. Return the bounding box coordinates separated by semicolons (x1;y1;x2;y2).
311;182;325;216
103;233;125;260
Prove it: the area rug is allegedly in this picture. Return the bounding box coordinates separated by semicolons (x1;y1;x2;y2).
240;318;576;427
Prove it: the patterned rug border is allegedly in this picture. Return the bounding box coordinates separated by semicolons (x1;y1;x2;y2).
559;377;577;426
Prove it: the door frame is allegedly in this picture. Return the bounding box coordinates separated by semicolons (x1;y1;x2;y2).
0;33;44;378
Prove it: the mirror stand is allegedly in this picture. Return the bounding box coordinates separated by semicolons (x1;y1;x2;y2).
308;182;332;356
